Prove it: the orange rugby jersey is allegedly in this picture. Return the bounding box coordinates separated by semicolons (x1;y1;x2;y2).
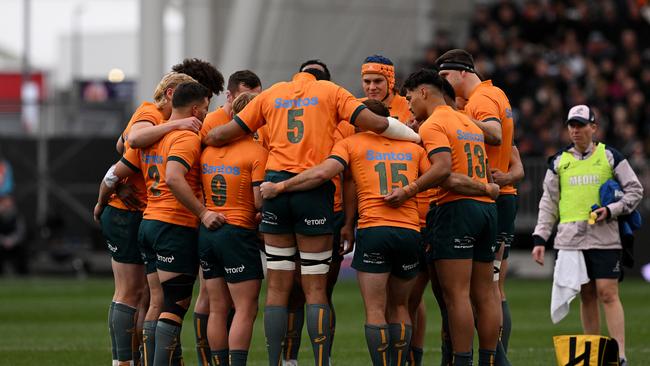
234;72;366;174
200;107;230;142
253;126;270;149
419;105;493;206
122;130;203;228
464;80;516;195
200;137;268;229
109;102;165;211
329;132;430;231
332;121;356;213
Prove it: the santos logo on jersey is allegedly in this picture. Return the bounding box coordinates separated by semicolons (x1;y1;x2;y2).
274;97;319;109
202;163;241;176
366;150;413;161
456;129;484;142
141;152;163;164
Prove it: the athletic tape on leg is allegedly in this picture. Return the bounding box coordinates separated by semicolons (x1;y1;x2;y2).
265;245;297;271
300;250;332;275
493;260;502;282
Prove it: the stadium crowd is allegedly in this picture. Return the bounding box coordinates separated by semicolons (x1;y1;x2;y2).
415;0;650;193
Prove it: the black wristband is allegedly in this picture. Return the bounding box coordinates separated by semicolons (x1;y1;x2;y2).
532;234;546;246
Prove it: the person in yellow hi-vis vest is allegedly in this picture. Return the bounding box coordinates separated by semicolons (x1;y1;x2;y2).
531;105;643;366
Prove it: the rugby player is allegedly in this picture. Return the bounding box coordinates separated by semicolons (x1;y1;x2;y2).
390;69;500;366
96;81;218;366
205;60;420;366
280;60;355;366
199;92;267;366
100;71;196;366
193;69;262;365
437;49;522;360
260;99;431;366
360;55;412;122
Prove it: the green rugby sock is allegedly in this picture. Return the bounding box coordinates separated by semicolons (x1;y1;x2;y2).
152;320;183;366
193;312;212;365
113;303;137;362
364;324;390;366
408;346;423;366
109;301;117;362
478;349;496;366
389;323;412;366
453;351;472;366
283;306;304;361
211;349;228;366
142;320;156;366
501;301;511;352
264;306;288;366
495;338;510;366
229;350;248;366
306;304;331;366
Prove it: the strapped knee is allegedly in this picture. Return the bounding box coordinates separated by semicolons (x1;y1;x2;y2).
493;260;502;282
161;274;196;320
265;245;296;271
300;250;332;275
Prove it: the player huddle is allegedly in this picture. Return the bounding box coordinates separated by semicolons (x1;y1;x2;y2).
95;51;523;366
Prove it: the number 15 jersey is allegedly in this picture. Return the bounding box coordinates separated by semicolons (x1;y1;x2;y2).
329;132;430;231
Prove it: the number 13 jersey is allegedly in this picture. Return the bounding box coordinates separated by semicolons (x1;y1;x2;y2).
418;105;493;205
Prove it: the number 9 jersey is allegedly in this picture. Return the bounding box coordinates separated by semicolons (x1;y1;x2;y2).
200;136;268;229
418;105;493;205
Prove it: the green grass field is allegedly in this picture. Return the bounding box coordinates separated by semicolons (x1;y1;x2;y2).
0;277;648;365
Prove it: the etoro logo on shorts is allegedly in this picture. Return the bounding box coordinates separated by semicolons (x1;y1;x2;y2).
402;262;418;271
106;241;118;253
157;254;175;263
225;265;245;274
453;236;475;250
262;211;279;225
304;217;326;226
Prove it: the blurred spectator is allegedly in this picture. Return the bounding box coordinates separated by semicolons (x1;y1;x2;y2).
0;154;27;275
416;0;650;164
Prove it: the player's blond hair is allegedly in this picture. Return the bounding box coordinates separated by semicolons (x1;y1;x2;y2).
152;72;196;108
231;92;258;115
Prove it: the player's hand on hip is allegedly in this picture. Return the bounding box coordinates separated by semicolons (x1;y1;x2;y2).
93;202;105;223
340;224;355;255
384;187;409;208
531;245;545;266
116;182;144;210
486;183;501;200
260;182;282;199
173;117;202;133
201;210;226;230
